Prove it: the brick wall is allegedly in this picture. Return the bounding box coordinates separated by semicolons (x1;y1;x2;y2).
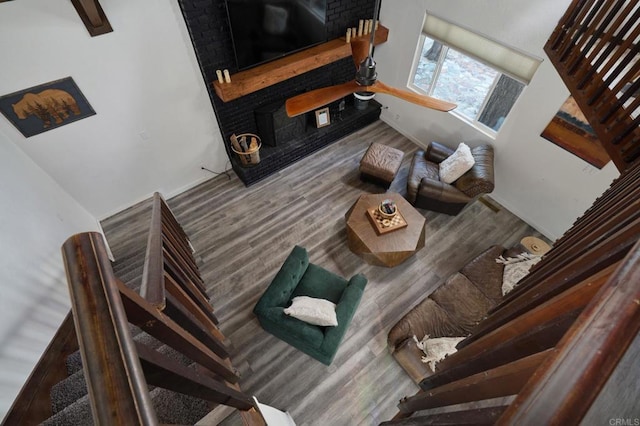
176;0;380;184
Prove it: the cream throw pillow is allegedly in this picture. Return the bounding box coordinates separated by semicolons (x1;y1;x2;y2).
283;296;338;326
439;143;475;184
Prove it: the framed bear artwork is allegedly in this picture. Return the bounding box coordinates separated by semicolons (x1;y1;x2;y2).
0;77;95;137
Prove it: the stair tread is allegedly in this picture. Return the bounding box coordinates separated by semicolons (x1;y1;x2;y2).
53;330;166;414
49;340;201;416
65;351;83;376
44;380;212;425
151;387;213;424
50;369;87;415
42;394;93;426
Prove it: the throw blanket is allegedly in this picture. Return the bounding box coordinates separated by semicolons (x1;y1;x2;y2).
496;253;542;295
413;335;465;372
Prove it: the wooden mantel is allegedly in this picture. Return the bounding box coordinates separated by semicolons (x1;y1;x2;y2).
213;25;389;102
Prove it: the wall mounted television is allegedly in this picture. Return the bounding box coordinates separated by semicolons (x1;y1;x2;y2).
225;0;328;71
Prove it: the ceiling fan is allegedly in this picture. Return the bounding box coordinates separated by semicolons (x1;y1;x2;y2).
285;0;457;118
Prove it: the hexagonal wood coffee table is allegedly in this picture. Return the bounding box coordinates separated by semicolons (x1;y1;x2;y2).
345;193;426;267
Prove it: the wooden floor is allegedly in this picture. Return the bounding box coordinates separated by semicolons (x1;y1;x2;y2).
102;121;543;426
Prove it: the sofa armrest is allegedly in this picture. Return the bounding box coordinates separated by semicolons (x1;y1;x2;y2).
455;145;495;198
254;246;309;314
321;274;367;354
426;142;455;163
418;177;472;205
345;273;368;293
392;337;434;384
407;150;439;205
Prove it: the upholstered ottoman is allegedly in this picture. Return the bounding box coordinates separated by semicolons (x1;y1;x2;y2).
359;143;404;188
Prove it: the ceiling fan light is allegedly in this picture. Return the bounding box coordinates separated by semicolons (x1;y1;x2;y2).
353;91;375;110
354;92;375;100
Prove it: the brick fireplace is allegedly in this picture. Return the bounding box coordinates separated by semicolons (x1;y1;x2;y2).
176;0;381;185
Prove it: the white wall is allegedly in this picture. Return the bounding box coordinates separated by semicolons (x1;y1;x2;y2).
0;130;100;419
376;0;620;239
0;0;227;219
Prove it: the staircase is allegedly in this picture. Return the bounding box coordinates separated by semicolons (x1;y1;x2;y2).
2;193;264;425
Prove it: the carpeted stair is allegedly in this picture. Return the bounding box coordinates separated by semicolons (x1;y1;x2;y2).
40;226;215;425
42;332;214;425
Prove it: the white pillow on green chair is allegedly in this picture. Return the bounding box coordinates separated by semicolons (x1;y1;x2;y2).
284;296;338;327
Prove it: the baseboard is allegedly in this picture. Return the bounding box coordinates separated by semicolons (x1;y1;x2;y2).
380;116;429;149
97;171;232;221
487;194;558;241
95;220;114;261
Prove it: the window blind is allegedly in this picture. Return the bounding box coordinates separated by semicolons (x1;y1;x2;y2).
423;14;541;83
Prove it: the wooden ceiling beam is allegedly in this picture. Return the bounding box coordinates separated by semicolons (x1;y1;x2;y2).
70;0;113;37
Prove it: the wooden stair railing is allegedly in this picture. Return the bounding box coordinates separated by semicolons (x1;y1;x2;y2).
2;192;264;425
497;238;640;424
60;231;258;423
417;262;618;391
62;232;158;425
457;164;639;349
140;193;227;357
544;0;640;172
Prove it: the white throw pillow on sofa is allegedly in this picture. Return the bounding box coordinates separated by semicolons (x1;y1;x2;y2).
439;143;475;184
284;296;338;326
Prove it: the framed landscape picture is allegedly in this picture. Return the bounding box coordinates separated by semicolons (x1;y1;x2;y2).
541;96;609;169
0;77;96;137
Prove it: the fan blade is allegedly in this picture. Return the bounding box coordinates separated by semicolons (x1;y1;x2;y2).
350;38;370;70
286;80;362;117
366;80;457;112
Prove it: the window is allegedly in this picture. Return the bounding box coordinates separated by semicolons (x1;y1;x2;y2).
410;15;542;133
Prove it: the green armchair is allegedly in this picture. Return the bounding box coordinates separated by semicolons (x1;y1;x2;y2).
253;246;367;365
